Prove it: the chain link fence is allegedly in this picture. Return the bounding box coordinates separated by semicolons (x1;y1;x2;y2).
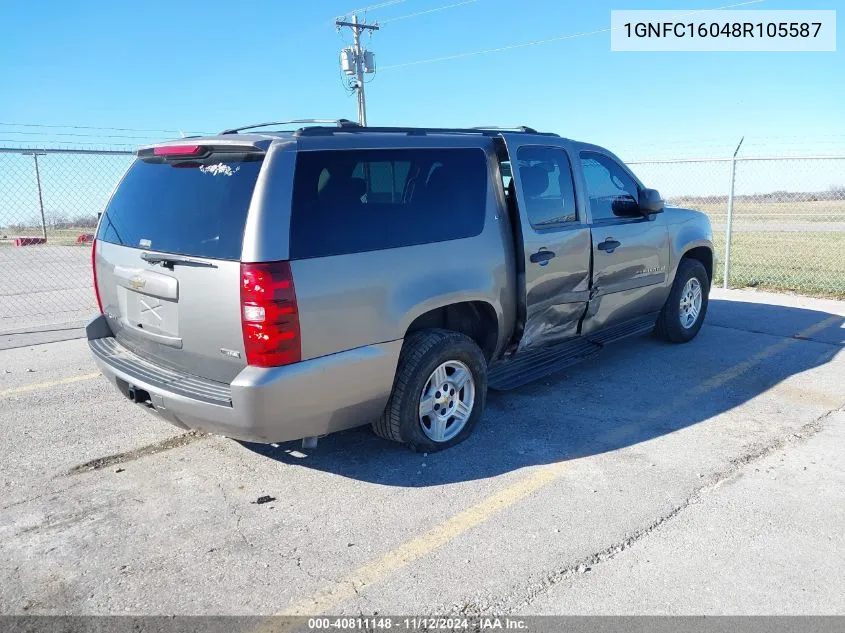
1;147;843;333
629;156;845;296
0;148;133;332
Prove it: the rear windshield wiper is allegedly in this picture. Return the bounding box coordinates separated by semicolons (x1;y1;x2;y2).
141;252;217;269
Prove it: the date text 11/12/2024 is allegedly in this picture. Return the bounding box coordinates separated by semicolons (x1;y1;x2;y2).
306;617;528;630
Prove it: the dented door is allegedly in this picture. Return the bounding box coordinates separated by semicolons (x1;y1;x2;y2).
500;136;592;351
576;148;671;333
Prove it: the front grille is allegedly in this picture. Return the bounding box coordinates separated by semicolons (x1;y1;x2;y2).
90;337;233;407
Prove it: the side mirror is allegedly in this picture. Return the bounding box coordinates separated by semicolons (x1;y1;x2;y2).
611;195;641;217
639;188;664;215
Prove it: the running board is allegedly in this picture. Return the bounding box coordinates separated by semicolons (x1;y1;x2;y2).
488;315;657;391
488;338;600;391
585;314;657;346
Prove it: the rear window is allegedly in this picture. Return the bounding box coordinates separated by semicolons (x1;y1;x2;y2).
290;148;487;259
97;153;263;260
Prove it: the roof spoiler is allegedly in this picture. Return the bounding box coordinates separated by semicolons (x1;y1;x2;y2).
136;138;271;158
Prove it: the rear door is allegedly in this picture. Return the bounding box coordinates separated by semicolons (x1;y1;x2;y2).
286;144;494;361
500;135;592;351
94;144;266;383
576;149;670;333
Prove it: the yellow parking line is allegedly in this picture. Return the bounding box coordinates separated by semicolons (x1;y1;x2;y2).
648;314;840;420
277;461;568;617
769;383;843;410
270;314;841;618
0;372;101;397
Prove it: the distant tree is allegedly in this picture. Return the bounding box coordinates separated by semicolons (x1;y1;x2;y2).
45;211;69;228
72;213;98;228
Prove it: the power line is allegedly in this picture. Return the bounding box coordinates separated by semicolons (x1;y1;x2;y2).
340;63;358;95
380;0;476;24
381;0;765;70
0;130;174;140
0;139;136;148
343;0;409;16
0;121;205;134
381;26;612;70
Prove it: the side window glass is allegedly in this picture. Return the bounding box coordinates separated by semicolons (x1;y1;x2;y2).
579;152;639;221
290;148;487;259
515;146;578;229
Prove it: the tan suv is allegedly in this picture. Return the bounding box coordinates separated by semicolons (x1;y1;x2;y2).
88;120;713;452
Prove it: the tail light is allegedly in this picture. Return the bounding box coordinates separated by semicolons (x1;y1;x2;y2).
92;238;103;314
240;261;301;367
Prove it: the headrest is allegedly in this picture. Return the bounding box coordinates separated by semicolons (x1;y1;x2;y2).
520;165;549;198
348;177;366;199
427;166;461;193
320;176;366;203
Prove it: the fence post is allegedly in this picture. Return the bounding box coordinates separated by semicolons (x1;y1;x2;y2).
25;151;48;240
722;137;744;289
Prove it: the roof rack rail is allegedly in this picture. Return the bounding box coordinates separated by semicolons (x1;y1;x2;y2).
470;125;539;133
295;125;557;138
221;119;359;135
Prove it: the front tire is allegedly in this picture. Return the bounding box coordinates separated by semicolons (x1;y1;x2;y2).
655;258;709;343
373;329;487;452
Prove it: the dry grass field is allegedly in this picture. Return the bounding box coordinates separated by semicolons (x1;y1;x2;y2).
673;198;844;224
712;231;844;296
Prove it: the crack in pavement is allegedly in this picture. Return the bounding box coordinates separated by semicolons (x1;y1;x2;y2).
0;480;87;513
283;544;345;586
295;557;345;586
483;406;843;614
708;322;843;347
215;480;254;550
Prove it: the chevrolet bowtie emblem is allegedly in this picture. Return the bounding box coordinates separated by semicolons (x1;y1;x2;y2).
129;276;146;290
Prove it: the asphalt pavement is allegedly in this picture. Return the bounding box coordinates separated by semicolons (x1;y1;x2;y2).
0;288;843;615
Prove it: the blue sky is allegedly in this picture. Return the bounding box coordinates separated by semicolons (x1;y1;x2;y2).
0;0;842;159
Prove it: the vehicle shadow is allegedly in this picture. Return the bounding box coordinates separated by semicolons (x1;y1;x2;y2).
237;299;843;487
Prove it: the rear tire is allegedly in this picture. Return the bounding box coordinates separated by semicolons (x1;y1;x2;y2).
373;329;487;452
655;258;709;343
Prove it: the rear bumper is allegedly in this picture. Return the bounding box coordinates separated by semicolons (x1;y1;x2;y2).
87;316;402;443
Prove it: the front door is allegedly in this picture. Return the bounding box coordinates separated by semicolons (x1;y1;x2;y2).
502;138;592;351
576;150;670;334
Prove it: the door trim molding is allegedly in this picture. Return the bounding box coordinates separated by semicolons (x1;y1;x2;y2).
591;272;666;299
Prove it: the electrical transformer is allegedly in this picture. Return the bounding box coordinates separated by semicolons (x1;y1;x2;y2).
340;48;356;75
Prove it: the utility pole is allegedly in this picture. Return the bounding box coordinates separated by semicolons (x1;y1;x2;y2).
336;14;378;126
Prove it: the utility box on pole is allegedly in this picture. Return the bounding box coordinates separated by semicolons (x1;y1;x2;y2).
362;50;376;74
